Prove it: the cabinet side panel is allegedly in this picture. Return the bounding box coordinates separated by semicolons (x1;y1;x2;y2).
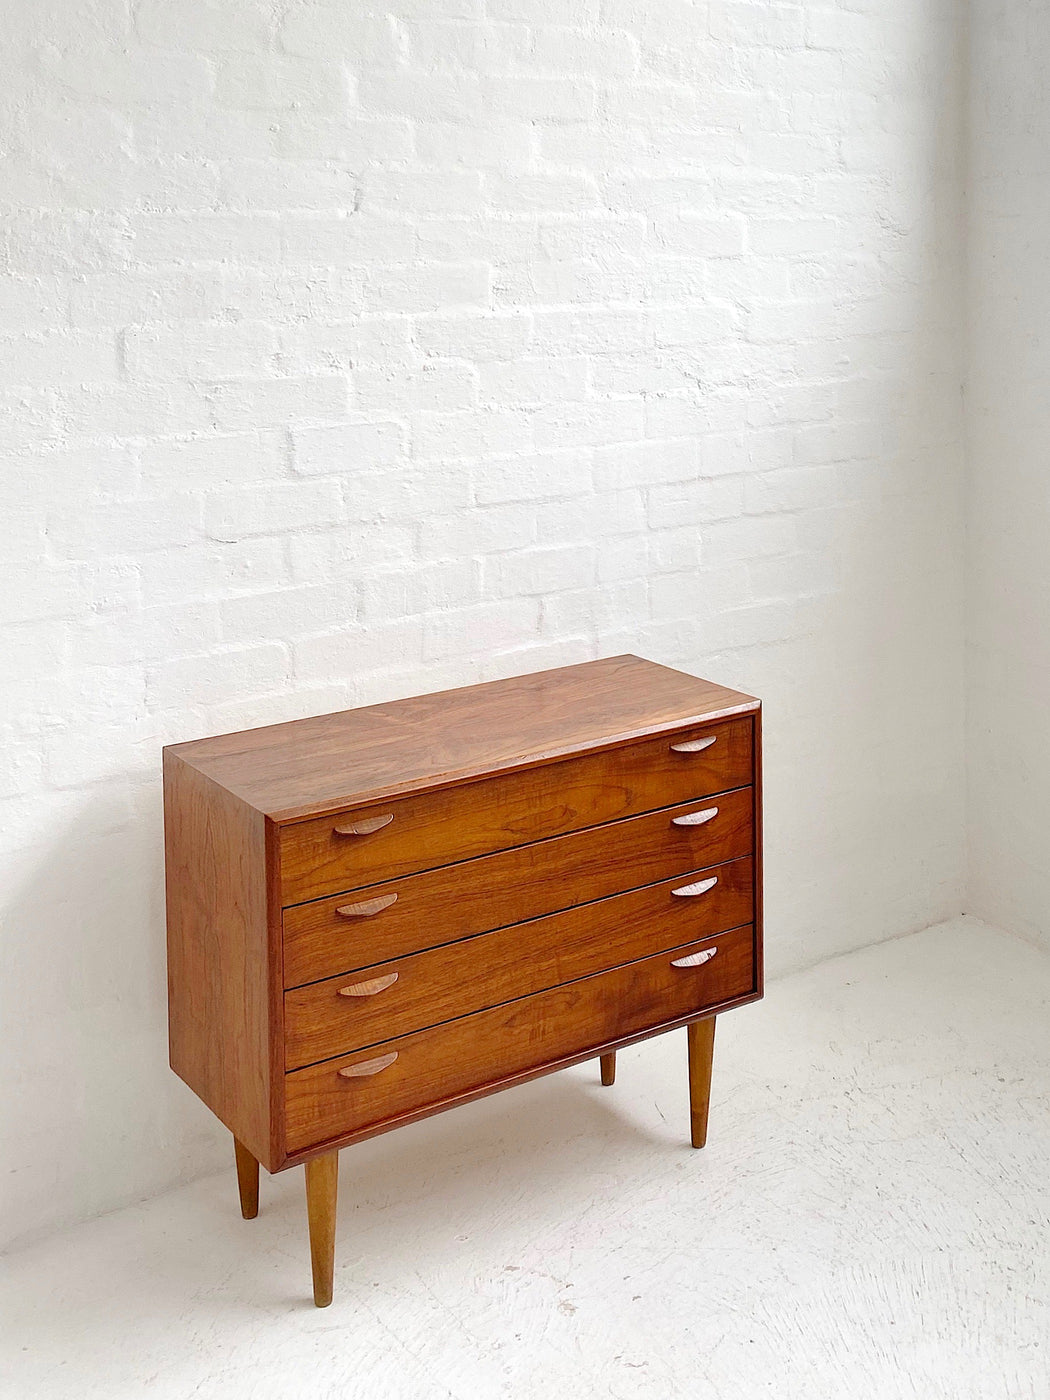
753;708;764;997
165;751;274;1168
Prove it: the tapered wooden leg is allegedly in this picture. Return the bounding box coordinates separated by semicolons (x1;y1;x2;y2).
304;1150;339;1308
600;1052;616;1086
687;1017;716;1149
233;1137;259;1220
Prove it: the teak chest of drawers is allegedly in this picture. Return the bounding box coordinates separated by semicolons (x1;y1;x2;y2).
164;655;763;1305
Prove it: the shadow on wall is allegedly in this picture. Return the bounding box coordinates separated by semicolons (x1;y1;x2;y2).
0;781;229;1254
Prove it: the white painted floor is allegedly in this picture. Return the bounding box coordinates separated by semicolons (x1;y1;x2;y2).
3;917;1049;1399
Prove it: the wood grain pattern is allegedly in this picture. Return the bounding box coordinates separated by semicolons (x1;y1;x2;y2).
337;1051;398;1078
284;858;754;1068
335;893;398;919
233;1137;260;1220
165;657;762;1307
279;716;753;905
687;1017;716;1149
752;705;765;1002
167;655;759;823
333;813;394;837
304;1151;338;1308
282;787;753;988
284;925;755;1153
338;972;399;998
164;752;279;1170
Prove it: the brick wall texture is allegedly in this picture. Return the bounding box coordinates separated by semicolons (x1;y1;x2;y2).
2;0;965;1246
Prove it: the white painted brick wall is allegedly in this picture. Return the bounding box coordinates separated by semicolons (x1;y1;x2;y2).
1;0;965;1249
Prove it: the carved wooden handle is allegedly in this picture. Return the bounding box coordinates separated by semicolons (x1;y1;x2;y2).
333;813;394;837
338;972;398;998
669;735;717;753
670;947;718;968
337;1051;398;1078
671;877;718;898
671;806;718;827
335;893;398;919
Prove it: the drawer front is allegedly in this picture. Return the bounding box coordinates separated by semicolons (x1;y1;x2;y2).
283;786;753;987
279;716;753;905
285;856;754;1069
285;924;755;1153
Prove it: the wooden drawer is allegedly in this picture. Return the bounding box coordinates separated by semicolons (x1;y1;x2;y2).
283;786;753;987
285;924;755;1153
279;716;753;905
285;856;754;1069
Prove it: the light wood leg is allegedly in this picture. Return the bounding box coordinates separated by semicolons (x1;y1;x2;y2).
233;1137;259;1220
687;1017;716;1149
600;1052;616;1086
305;1150;339;1308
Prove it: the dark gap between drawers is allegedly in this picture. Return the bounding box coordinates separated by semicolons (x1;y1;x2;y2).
283;921;756;1073
278;781;754;911
283;850;755;991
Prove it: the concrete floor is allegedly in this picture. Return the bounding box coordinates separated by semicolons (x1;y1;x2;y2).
3;916;1049;1399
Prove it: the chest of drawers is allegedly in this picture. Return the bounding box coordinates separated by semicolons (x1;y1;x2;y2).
164;654;763;1305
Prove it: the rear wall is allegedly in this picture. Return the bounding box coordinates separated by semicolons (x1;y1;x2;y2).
1;0;965;1249
966;1;1050;950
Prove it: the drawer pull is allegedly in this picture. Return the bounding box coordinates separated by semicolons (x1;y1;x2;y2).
670;735;717;754
671;947;718;969
671;877;718;898
338;972;398;998
671;806;718;828
333;813;394;837
337;1051;398;1078
335;893;398;919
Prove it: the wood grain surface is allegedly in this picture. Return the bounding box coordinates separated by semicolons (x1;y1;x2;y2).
304;1151;338;1307
284;857;754;1067
282;786;754;987
166;655;759;822
164;752;281;1169
278;715;753;904
284;925;755;1153
687;1017;717;1149
164;654;763;1217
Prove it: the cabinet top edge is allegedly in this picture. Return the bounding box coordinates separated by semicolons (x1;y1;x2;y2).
164;654;760;822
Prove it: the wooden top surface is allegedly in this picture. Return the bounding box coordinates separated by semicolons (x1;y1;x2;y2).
166;654;759;823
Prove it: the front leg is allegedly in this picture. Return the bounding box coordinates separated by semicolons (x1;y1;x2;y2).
304;1150;339;1307
686;1018;716;1149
